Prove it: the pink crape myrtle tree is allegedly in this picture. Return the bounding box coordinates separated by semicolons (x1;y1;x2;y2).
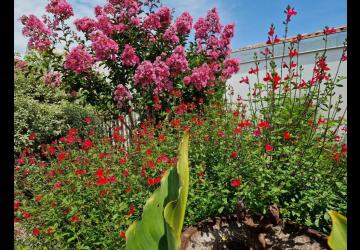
20;0;240;127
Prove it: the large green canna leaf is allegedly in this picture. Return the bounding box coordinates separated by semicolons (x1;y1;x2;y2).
328;211;347;250
125;131;190;250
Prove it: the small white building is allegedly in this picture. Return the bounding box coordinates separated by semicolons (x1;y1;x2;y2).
227;26;347;117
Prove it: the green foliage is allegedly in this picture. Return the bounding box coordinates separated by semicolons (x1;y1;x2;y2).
126;131;189;250
14;52;107;153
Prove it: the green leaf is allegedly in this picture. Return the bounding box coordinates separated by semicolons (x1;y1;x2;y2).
328;211;347;250
125;131;190;250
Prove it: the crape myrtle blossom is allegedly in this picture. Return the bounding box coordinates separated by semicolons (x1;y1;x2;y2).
64;45;94;73
114;84;133;109
90;30;119;61
165;45;189;76
194;17;208;40
153;57;172;93
175;12;193;35
45;0;74;20
121;44;140;67
20;15;53;51
43;71;63;87
134;60;156;88
221;58;240;80
142;13;161;30
163;25;179;44
74;17;97;33
184;63;215;91
156;6;172;28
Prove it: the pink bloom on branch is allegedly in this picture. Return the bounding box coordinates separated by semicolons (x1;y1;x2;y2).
156;6;172;28
46;0;74;20
163;26;179;44
175;12;193;35
153;57;172;93
114;84;132;109
143;13;161;30
90;30;119;61
221;58;240;80
96;15;116;36
74;17;97;33
64;45;94;73
43;71;63;87
206;8;222;34
134;61;156;88
121;44;140;67
194;17;209;39
20;15;53;51
185;63;214;90
165;45;189;75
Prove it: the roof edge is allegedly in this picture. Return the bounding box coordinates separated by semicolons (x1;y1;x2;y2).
232;25;347;53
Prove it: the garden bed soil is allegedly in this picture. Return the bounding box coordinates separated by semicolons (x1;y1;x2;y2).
180;214;329;250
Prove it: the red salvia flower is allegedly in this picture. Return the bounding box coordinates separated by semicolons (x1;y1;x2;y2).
28;133;37;140
265;143;273;152
128;204;135;216
54;181;62;189
120;230;126;239
84;117;91;124
96;176;108;185
123;169;129;177
283;132;291;139
239;76;249;84
33;228;40;236
71;215;79;223
230;151;238;159
231;179;241;187
147;177;155;186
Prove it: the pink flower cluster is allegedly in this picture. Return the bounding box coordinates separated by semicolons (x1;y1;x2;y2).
163;26;179;44
142;13;161;30
90;31;119;61
134;58;172;93
134;61;156;88
74;17;97;33
157;7;172;28
153;57;172;93
184;63;215;90
194;17;208;40
45;0;74;20
221;58;240;80
43;71;63;87
165;46;189;75
64;45;94;73
194;8;221;39
175;12;193;35
114;84;132;109
15;58;28;71
20;15;53;51
206;8;222;33
121;44;140;67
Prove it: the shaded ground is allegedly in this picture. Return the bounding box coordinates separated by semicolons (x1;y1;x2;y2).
180;214;329;250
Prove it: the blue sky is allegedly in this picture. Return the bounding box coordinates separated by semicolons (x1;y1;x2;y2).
14;0;346;54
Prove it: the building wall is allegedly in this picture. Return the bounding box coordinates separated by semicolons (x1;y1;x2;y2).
226;31;347;118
